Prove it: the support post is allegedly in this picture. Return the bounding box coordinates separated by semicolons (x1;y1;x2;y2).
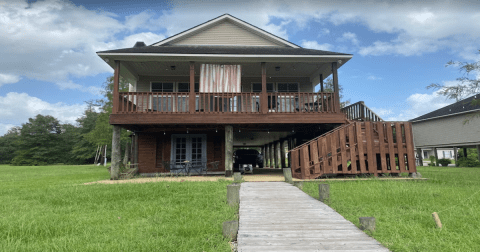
113;60;120;114
262;145;266;168
283;168;293;183
463;147;468;158
270;142;275;169
111;125;121;180
276;141;281;168
332;62;340;112
359;217;376;232
189;61;195;113
280;139;286;168
261;62;267;114
433;147;438;166
416;148;423;166
454;147;458;166
123;141;130;165
320;73;324;93
265;144;270;168
133;133;138;164
318;184;330;202
477;145;480;162
225;125;233;177
288;137;293;168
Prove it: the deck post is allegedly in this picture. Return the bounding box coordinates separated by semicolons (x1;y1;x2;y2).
332;62;340;112
287;137;293;168
453;147;458;166
111;125;121;180
189;61;195;113
270;142;276;168
225;125;233;177
261;62;267;114
262;145;266;168
280;139;286;168
320;74;324;93
463;147;468;158
265;144;270;167
416;148;423;166
433;147;438;166
276;141;281;168
113;60;120;113
133;133;138;164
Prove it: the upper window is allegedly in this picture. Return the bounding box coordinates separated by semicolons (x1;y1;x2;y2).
277;83;299;92
252;83;274;93
152;82;174;92
178;82;200;92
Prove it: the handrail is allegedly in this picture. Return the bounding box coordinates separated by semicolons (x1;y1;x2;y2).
341;101;383;121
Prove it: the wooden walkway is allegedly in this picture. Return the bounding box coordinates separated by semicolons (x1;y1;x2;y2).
237;182;389;252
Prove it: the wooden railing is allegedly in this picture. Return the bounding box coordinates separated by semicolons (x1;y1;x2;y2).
342;101;383;121
116;92;339;114
289;121;416;179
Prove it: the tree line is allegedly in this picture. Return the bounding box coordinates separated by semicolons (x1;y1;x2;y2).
0;76;131;166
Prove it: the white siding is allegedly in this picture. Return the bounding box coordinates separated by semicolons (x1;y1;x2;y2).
413;113;480;148
171;20;284;47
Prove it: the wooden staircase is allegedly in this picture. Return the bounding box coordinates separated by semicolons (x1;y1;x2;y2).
342;101;384;122
289;121;416;179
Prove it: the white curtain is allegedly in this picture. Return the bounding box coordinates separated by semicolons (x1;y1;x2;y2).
199;64;241;93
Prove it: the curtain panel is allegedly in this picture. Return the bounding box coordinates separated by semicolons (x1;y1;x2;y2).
199;64;241;93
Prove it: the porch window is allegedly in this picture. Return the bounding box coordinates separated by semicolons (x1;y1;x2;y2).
171;134;207;173
151;82;174;92
252;83;274;93
151;82;174;112
177;82;199;92
277;83;299;92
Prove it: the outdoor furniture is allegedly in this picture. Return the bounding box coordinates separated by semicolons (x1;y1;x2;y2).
189;161;207;175
206;161;220;175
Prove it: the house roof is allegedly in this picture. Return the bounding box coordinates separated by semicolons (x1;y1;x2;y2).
151;14;300;48
410;94;480;122
96;45;352;56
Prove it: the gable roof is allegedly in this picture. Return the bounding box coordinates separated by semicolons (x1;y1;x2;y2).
410;94;480;122
151;14;300;48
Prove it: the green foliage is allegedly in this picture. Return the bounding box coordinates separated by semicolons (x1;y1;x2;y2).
70;106;99;163
0;127;21;164
428;155;436;166
457;158;480;167
0;164;236;251
301;167;480;251
437;158;451;166
320;77;351;108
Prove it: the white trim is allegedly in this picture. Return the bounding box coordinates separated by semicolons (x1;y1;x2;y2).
411;108;480;123
152;14;299;48
98;52;353;58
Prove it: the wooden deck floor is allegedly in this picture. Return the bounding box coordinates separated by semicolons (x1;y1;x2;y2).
237;182;390;252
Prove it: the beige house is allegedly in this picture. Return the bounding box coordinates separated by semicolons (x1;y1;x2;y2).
411;94;480;164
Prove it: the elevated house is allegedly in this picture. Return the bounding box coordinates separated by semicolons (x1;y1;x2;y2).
97;14;417;179
411;94;480;164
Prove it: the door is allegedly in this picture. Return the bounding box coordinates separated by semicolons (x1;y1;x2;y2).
171;134;206;173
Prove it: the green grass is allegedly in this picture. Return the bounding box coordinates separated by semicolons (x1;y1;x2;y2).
0;165;236;252
301;167;480;251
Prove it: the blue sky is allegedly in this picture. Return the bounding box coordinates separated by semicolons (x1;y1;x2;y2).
1;0;480;135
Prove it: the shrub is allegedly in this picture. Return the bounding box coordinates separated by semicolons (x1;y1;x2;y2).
428;156;436;166
437;158;451;167
457;157;480;167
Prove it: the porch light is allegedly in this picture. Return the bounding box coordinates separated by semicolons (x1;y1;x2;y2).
292;128;294;133
239;129;241;132
215;128;218;133
164;130;166;135
275;66;280;71
187;128;189;134
268;129;270;134
170;66;176;70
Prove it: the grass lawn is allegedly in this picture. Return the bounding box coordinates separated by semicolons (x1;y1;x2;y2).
301;166;480;251
0;164;236;252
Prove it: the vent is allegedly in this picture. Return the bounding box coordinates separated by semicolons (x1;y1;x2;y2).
133;41;146;48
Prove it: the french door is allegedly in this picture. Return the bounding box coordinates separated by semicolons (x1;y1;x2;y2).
171;134;207;172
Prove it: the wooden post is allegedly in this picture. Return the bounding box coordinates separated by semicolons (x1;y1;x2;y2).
233;172;242;182
477;145;480;162
318;184;329;202
111;125;121;180
283;167;293;183
332;62;340;112
280;139;286;168
189;61;195;113
225;125;233;177
265;144;270;168
227;183;240;206
320;73;324;93
463;147;468;158
262;145;266;168
276;141;281;168
433;147;438;166
261;62;267;114
416;148;423;166
453;147;458;166
113;60;121;114
359;217;376;232
123;141;130;165
133;133;138;164
287;138;292;168
432;212;442;228
270;142;275;169
223;220;239;241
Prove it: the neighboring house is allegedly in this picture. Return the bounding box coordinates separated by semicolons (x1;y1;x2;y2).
97;14;416;178
411;94;480;164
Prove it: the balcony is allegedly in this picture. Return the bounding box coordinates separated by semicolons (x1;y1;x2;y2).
110;91;347;125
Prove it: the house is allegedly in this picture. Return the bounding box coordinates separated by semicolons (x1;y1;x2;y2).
411;94;480;164
97;14;417;179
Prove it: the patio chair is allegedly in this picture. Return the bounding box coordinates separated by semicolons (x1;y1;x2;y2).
206;161;220;175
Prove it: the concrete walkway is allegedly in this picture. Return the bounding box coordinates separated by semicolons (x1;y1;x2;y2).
237;182;390;252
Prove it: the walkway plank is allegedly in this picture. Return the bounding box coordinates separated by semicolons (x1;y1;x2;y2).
237;182;389;252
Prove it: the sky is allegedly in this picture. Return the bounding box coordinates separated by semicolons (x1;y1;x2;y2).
1;0;480;136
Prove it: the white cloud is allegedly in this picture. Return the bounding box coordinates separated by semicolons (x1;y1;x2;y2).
339;32;359;45
0;92;88;136
0;73;21;87
301;40;333;51
370;108;393;117
367;75;382;80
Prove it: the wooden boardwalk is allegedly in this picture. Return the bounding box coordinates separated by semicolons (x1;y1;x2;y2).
237;182;389;252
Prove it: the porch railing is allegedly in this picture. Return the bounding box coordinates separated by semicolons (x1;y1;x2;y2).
341;101;383;121
117;92;339;114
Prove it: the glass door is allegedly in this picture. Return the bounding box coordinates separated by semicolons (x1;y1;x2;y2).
171;134;206;173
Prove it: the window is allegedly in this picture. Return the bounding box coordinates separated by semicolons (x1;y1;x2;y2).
252;83;274;93
423;151;428;158
151;82;174;92
171;134;207;173
277;83;299;92
177;82;199;92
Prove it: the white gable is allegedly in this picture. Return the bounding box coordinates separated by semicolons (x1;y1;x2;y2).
153;14;298;48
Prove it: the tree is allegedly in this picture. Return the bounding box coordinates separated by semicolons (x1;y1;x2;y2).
70;105;99;163
319;78;351;108
427;50;479;105
0;127;21;164
11;115;64;166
